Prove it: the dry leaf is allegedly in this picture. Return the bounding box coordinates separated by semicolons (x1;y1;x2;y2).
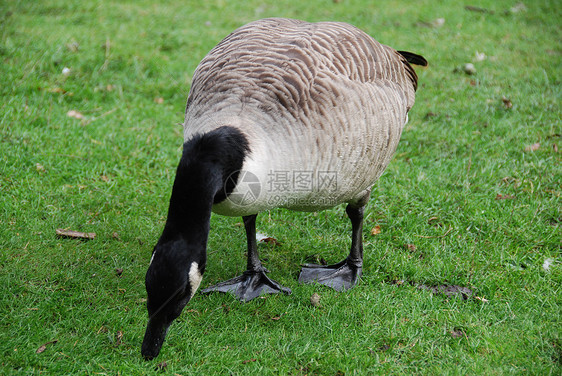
370;225;381;235
510;2;527;13
242;358;257;364
524;143;540;152
405;244;417;252
67;110;84;120
36;340;57;354
542;258;554;271
501;96;513;109
553;144;558;153
474;51;486;62
463;63;476;75
495;194;516;200
475;296;489;303
48;87;67;94
155;361;168;371
66;41;79;52
260;237;281;246
310;293;321;307
35;163;45;172
115;331;123;346
154;97;164;104
431;18;445;28
257;233;281;245
115;268;123;277
450;329;465;338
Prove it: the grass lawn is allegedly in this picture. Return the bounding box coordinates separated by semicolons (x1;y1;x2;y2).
1;0;560;374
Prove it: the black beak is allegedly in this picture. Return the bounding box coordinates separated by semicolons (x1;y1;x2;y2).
141;318;170;360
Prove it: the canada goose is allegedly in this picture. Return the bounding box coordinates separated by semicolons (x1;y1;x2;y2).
141;18;427;360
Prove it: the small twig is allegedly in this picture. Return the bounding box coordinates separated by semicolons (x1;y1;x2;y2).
56;228;96;240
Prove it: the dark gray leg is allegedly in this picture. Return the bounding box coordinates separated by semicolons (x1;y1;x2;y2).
201;214;291;301
298;203;365;291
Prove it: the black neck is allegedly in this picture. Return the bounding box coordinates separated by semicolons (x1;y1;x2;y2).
160;159;220;246
158;126;250;247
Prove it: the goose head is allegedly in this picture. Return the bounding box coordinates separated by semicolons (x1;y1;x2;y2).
141;237;205;360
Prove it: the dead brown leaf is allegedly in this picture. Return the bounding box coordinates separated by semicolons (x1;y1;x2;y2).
67;110;85;120
427;217;440;225
509;2;527;14
260;237;281;246
310;292;321;307
495;194;516;200
450;329;465;338
154;97;164;104
242;358;257;364
370;225;381;235
48;87;67;94
525;143;540;152
66;41;79;52
36;340;58;354
404;244;417;252
115;268;123;277
501;96;513;109
155;361;168;371
115;331;124;346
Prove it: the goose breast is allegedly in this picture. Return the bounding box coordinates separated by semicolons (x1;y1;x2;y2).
183;18;419;215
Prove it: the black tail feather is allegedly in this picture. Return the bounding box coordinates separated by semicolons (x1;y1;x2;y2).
397;51;428;66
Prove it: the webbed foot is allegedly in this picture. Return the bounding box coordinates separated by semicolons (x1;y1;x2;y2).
298;259;362;291
201;270;292;302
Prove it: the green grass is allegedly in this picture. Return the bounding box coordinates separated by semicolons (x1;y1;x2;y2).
1;0;560;374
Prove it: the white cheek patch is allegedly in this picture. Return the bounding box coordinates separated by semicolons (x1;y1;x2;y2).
188;262;203;299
